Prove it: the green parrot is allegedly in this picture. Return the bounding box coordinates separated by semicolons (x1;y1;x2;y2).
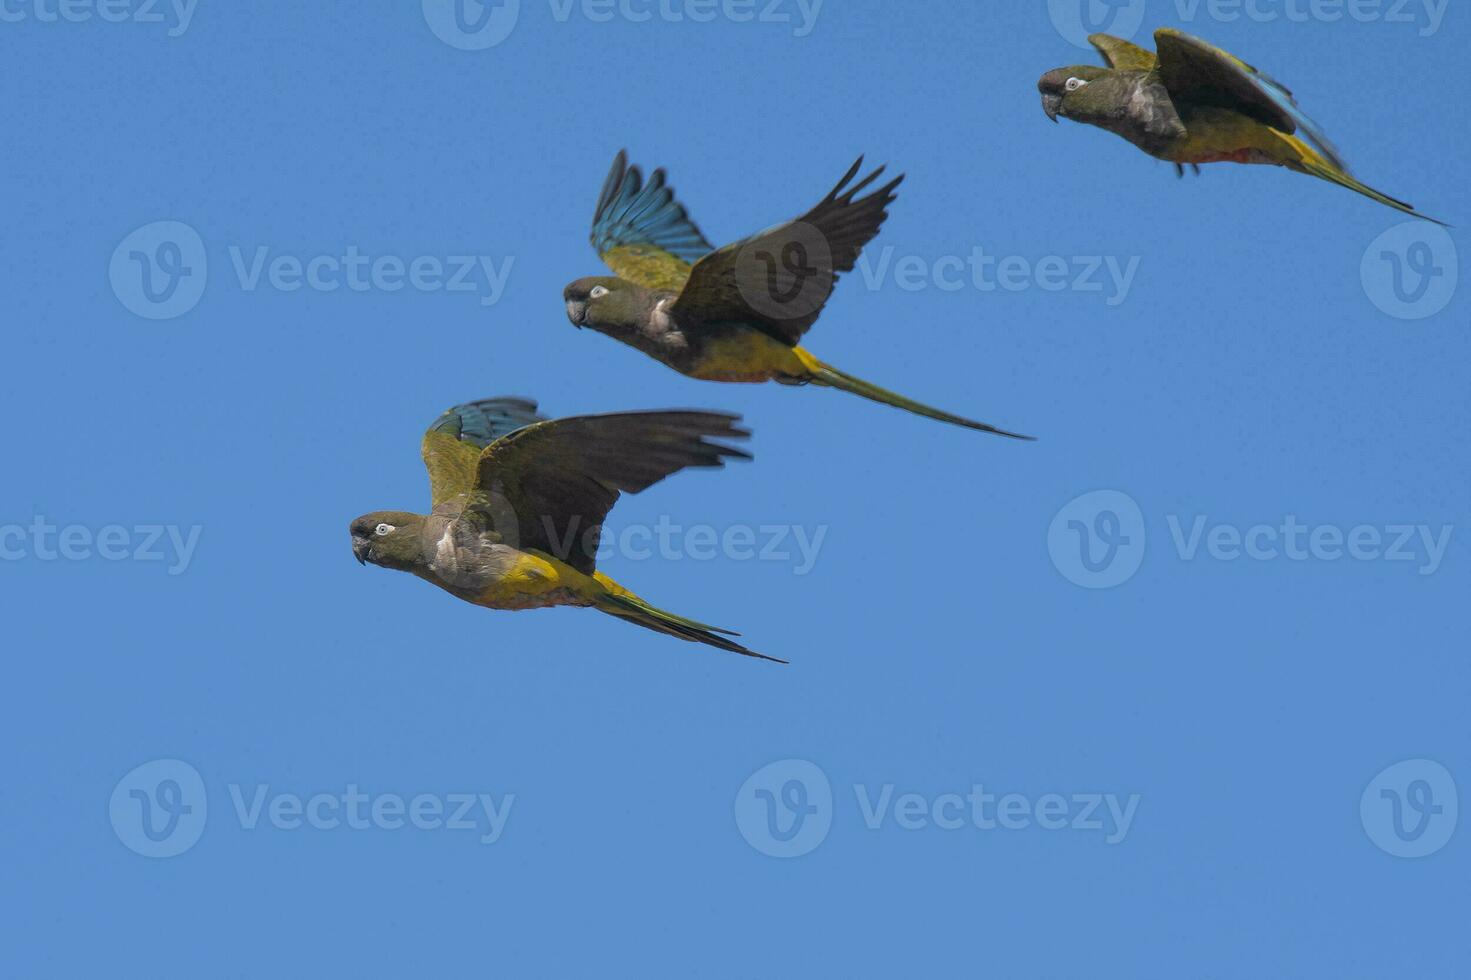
350;396;782;663
1038;28;1445;224
563;151;1033;440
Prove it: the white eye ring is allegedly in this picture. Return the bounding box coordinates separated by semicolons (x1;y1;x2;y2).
375;523;395;536
589;285;609;299
1065;77;1087;92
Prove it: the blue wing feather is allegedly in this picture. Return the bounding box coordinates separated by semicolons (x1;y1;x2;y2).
429;397;547;448
1250;67;1347;171
591;150;713;263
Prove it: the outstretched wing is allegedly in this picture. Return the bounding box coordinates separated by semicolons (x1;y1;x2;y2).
1089;33;1157;70
471;411;749;574
592;150;714;293
670;157;903;346
421;397;547;511
1153;28;1346;170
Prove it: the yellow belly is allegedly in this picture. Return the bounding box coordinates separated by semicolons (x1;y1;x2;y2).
688;332;811;383
1167;108;1296;167
473;551;596;611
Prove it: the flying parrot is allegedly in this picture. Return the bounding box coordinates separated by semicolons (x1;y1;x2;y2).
350;396;782;663
1038;28;1445;224
563;151;1033;439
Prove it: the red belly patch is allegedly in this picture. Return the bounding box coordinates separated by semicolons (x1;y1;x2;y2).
1187;148;1265;165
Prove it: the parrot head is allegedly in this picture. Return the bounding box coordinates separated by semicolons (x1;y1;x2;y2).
350;511;428;571
1037;65;1114;123
564;276;654;334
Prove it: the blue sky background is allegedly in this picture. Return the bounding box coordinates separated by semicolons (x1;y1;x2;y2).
3;1;1467;975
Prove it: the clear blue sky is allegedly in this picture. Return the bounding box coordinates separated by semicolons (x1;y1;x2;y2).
3;1;1467;976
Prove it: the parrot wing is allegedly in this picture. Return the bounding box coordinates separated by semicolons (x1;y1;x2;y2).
469;411;749;573
421;397;547;511
1089;32;1157;70
670;157;902;346
1153;27;1347;170
592;150;714;293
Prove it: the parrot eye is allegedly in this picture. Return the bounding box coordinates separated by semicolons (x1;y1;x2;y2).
375;523;395;536
1065;77;1088;92
589;285;609;299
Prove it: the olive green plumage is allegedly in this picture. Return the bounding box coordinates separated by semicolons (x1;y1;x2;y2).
351;397;782;663
564;151;1034;439
1039;28;1445;223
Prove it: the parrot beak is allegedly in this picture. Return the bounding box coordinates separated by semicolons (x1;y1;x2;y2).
1041;93;1062;123
565;299;586;328
352;536;370;566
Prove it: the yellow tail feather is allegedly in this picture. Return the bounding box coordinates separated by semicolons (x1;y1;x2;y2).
1279;134;1446;226
794;348;1033;440
592;577;784;663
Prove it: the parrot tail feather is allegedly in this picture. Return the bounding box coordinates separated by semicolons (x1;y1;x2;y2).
1289;151;1447;226
595;590;786;663
798;352;1034;440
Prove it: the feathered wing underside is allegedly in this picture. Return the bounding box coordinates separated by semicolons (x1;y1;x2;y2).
592;150;714;293
1153;27;1346;170
422;397;548;511
470;411;750;574
1089;33;1157;70
670;157;904;346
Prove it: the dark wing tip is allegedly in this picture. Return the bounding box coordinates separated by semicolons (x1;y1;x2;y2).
714;444;753;462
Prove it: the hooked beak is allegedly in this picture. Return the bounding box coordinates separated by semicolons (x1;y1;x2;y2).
565;299;586;328
1041;93;1062;123
352;536;370;566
